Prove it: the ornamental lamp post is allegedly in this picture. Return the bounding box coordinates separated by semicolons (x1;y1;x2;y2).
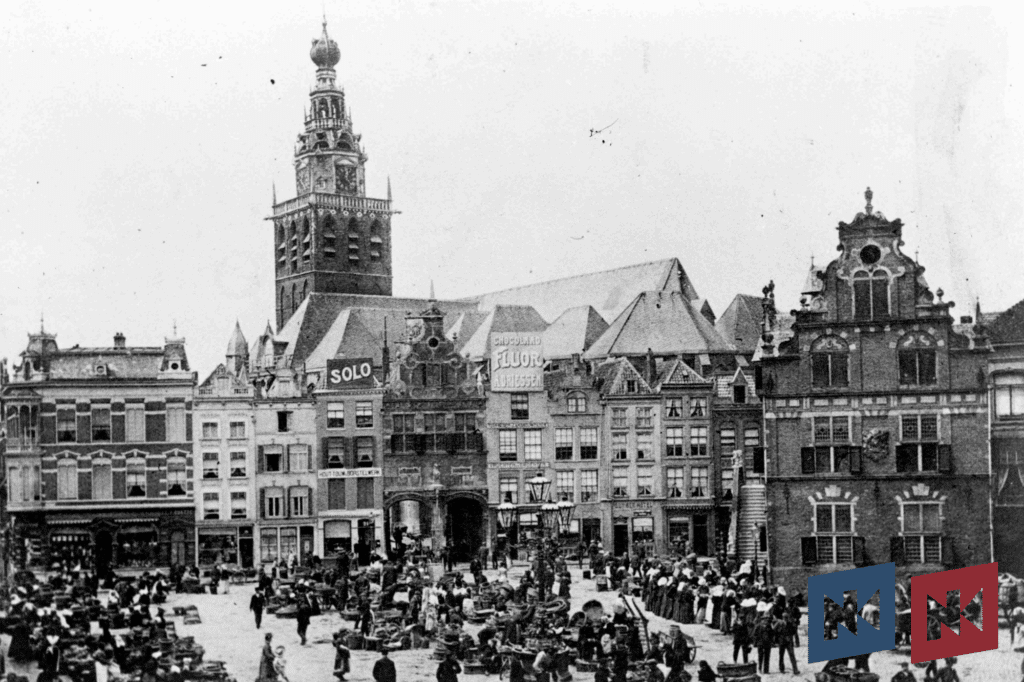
557;494;575;530
526;472;551;504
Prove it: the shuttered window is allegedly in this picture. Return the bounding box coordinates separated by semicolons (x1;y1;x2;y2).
166;405;186;442
125;406;145;443
57;460;78;500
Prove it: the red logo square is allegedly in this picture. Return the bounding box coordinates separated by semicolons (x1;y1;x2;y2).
910;561;998;663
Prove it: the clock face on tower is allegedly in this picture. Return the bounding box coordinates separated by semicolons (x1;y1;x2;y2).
335;162;357;194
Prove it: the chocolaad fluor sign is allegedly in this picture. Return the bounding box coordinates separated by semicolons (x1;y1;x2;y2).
490;333;544;392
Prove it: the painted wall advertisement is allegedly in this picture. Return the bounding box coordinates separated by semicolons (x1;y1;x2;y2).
490;333;544;392
326;357;375;388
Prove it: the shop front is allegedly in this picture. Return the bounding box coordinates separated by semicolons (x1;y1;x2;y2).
318;510;381;566
258;523;316;566
664;504;713;557
197;526;255;567
607;500;657;557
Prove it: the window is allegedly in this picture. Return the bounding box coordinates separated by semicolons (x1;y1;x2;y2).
898;414;942;473
92;408;111;442
580;471;598;502
815;503;855;564
328;403;345;429
57;409;76;443
733;384;747;404
690;426;708;457
511;394;529;420
901;502;942;564
744;427;760;449
636;432;652;460
263;446;283;472
202;422;219;439
356;437;374;467
719;427;736;452
853;270;889;321
277;411;292;433
392;415;415;452
167;405;186;442
690;397;707;417
611;408;628;429
898;332;937;386
721;469;734;500
636;407;653;428
690;466;708;497
633;517;654;551
57;460;78;500
167;457;187;495
453;413;477;451
626;380;638;393
805;416;853;474
229;421;246;439
357;478;374;508
612;433;628;461
327;479;346;509
637;469;653;497
579;428;598;460
666;427;684;457
355;401;373;428
126;405;145;442
92;460;112;500
264;488;284;518
556;471;575;502
231;492;247;519
230;451;247;477
288;444;310;472
326;438;346;468
811;336;850;388
424;413;445;451
203;492;220;520
666;398;683;418
555;428;573;460
995;375;1024;418
260;528;278;562
126;460;146;497
290;486;310;517
567;394;587;413
499;430;517;461
667;468;685;498
203;452;219;479
612;470;628;498
499;476;519;505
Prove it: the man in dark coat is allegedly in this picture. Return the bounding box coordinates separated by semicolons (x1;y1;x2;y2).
296;596;312;645
373;649;397;682
437;651;462;682
250;590;265;628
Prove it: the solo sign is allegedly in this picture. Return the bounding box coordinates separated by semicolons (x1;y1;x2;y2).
326;358;375;388
490;333;544;392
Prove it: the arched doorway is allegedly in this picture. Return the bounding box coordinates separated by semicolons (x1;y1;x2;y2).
446;497;484;562
95;530;113;576
385;499;432;559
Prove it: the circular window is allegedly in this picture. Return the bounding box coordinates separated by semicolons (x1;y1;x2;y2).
170;362;180;370
860;245;881;265
427;337;440;349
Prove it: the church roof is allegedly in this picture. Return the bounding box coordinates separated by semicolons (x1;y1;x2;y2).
462;258;699;324
459;305;549;361
715;294;763;355
584;290;735;360
543;306;610;360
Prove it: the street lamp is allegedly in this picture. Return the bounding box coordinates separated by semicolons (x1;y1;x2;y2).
557;494;575;530
497;498;517;530
526;472;551;504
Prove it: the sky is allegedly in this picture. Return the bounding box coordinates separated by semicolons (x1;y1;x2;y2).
2;1;1023;377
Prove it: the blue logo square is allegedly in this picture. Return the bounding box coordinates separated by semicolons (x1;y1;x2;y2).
807;563;896;663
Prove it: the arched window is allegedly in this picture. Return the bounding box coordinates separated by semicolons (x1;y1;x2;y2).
853;270;890;321
567;393;587;413
302;281;309;301
898;332;937;386
811;336;849;388
291;284;298;312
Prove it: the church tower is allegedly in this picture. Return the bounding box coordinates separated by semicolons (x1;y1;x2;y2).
270;20;394;330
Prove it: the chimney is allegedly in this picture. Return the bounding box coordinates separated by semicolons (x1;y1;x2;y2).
114;333;126;349
571;353;581;373
381;319;390;385
646;348;657;385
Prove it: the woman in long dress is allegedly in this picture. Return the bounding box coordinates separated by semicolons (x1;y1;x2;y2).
274;646;290;682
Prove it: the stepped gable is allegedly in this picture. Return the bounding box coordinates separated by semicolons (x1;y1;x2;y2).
716;294;763;354
459;305;549;361
584;290;734;360
276;292;479;368
543;306;609;360
464;258;697;324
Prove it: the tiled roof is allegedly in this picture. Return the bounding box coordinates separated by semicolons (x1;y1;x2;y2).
715;294;763;354
543;306;610;360
584;290;734;359
657;358;710;386
463;258;699;324
990;298;1024;345
593;357;655;396
459;305;549;361
275;293;480;368
226;321;248;358
446;311;491;351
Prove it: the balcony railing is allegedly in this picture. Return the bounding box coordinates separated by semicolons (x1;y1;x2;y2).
271;193;392;218
6;437;39;453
